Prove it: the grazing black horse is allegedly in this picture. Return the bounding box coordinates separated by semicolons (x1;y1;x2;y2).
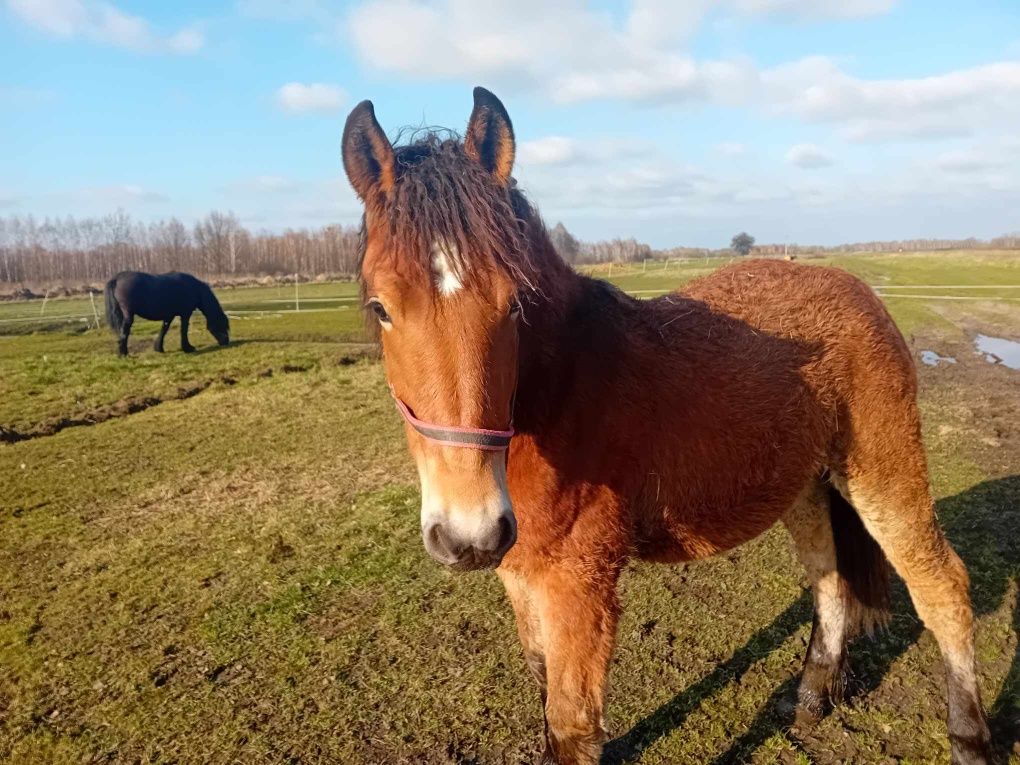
104;271;230;357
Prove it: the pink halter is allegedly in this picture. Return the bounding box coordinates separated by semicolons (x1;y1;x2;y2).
390;388;514;451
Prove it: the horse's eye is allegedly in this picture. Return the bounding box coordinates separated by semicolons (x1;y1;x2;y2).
369;299;391;324
509;299;522;320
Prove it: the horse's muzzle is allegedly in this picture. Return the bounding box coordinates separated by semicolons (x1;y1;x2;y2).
423;512;517;571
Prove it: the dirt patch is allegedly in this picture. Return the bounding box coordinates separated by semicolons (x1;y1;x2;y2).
913;334;1020;473
0;381;216;444
0;363;331;445
0;287;43;301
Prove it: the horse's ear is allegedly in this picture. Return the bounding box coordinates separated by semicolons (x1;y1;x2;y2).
464;87;515;186
342;100;396;201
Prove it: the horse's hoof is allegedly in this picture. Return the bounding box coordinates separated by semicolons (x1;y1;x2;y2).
793;703;823;730
950;732;992;765
182;346;196;354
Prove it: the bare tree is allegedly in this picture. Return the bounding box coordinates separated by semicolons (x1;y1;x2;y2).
549;222;581;264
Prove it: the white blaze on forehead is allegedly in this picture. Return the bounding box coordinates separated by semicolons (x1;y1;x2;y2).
431;240;464;296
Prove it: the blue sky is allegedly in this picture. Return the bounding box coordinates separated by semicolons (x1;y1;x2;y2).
2;0;1019;247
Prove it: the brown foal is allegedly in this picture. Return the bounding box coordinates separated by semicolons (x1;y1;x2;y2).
341;87;991;765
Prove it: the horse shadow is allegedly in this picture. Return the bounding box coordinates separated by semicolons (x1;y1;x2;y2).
189;339;247;355
602;474;1020;764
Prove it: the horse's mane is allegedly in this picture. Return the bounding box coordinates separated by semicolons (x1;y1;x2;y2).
358;131;548;294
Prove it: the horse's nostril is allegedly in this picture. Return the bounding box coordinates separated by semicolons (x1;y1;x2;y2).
496;515;516;553
424;516;515;569
427;522;458;560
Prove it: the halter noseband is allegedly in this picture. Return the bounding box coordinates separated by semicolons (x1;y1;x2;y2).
390;389;514;451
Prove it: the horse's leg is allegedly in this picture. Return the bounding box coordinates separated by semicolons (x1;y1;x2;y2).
154;318;172;353
498;569;547;699
532;562;621;765
498;568;552;748
118;312;134;357
180;312;196;353
834;455;990;763
782;482;851;726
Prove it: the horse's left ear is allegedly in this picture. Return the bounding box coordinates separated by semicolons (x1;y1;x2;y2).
464;87;515;186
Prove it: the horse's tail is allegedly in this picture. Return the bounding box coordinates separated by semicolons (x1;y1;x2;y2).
828;485;892;636
104;277;124;334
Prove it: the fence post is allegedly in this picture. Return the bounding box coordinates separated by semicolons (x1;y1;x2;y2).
608;262;613;279
40;289;50;316
89;290;100;328
294;274;300;312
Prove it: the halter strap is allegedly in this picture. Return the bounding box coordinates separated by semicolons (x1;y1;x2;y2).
390;388;514;451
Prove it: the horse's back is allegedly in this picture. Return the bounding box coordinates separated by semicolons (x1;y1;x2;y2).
112;270;203;320
682;259;910;370
681;259;914;405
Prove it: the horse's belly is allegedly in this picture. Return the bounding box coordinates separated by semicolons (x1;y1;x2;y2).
632;457;815;563
635;502;784;562
134;307;171;321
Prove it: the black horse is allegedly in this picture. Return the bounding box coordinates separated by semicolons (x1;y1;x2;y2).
104;271;230;357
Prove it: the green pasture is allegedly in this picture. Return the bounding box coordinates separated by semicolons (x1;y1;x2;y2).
2;252;1019;763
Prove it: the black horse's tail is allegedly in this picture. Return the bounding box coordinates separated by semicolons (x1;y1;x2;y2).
104;278;124;333
828;485;892;636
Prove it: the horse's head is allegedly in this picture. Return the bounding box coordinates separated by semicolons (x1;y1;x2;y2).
208;316;230;346
343;88;535;571
202;286;230;346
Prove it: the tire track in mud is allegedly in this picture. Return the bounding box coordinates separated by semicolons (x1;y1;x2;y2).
0;362;325;445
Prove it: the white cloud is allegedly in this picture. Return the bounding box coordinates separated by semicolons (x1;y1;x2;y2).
275;82;347;113
166;27;204;54
936;150;998;175
342;0;1020;148
6;0;204;54
625;0;715;49
346;0;760;105
346;0;895;107
733;0;896;19
785;143;833;168
763;57;1020;142
517;137;578;166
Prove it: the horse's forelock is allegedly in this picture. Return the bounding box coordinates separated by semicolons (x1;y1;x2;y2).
359;133;539;296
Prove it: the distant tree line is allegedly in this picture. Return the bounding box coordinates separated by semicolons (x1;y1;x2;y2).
0;212;361;284
758;234;1020;255
2;211;1018;285
548;222;653;264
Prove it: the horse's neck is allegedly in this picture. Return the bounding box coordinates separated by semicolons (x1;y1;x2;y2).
195;286;212;314
515;269;623;433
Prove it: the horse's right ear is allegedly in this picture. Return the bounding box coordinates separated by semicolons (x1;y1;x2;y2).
342;100;396;202
465;87;515;186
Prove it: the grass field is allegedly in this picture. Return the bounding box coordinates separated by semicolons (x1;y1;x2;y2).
2;252;1019;764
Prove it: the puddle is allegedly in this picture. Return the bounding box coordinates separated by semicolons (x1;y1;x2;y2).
973;334;1020;370
920;350;956;367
